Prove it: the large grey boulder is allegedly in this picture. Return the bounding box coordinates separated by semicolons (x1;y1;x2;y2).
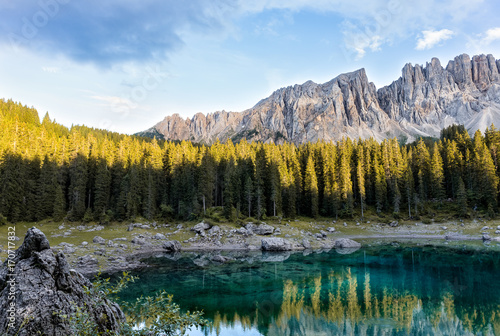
334;238;361;254
0;228;124;335
255;223;275;235
261;238;292;251
163;240;182;252
247;223;274;235
192;222;211;234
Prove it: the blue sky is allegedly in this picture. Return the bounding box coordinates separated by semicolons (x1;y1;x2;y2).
1;0;500;134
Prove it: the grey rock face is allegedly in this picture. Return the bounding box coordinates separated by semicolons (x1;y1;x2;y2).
0;228;124;336
261;238;293;251
163;240;182;252
144;53;500;145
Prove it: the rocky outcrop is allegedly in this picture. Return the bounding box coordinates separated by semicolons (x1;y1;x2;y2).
0;228;124;336
142;53;500;144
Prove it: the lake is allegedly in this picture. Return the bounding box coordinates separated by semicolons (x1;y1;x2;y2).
117;243;500;336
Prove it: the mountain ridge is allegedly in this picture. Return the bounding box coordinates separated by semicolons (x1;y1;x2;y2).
139;53;500;144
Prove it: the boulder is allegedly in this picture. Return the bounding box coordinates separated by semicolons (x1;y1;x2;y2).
492;237;500;242
245;223;257;234
153;233;166;240
192;222;211;234
261;238;293;251
208;226;221;235
92;236;106;245
327;227;336;232
334;238;361;249
131;237;147;245
302;239;311;249
389;221;399;227
0;228;124;335
253;223;274;236
163;240;182;252
235;228;249;236
483;234;492;241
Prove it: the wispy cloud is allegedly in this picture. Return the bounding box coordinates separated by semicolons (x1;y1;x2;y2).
480;27;500;45
415;29;455;50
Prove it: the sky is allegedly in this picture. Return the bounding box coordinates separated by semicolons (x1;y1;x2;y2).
1;0;500;134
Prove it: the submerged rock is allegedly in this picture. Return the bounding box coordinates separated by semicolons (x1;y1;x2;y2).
0;227;124;335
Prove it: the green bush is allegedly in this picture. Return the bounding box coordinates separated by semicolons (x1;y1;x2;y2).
63;272;210;336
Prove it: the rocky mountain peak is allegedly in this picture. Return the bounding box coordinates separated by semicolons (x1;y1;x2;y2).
140;53;500;144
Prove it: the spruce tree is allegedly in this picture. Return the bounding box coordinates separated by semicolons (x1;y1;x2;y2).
304;154;319;218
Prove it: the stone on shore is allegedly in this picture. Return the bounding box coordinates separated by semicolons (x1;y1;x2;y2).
192;222;211;234
246;223;274;235
334;238;361;249
163;240;182;252
92;236;106;245
261;237;292;251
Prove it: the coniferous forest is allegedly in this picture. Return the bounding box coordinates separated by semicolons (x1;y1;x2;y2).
1;98;500;224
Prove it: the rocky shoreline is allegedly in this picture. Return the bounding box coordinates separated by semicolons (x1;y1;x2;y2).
2;220;500;277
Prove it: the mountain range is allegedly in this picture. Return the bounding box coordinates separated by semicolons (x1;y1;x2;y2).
139;53;500;144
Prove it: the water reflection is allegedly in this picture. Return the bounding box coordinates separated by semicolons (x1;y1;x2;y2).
119;245;500;336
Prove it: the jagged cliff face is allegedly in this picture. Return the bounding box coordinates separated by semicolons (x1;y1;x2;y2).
142;53;500;144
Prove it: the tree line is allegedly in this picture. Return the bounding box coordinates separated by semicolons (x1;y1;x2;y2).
0;99;499;224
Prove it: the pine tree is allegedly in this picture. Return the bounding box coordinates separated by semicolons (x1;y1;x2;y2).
68;153;88;221
36;156;58;220
456;177;467;216
304;154;319;218
53;184;66;221
93;158;111;222
430;143;445;200
374;155;386;213
356;145;366;218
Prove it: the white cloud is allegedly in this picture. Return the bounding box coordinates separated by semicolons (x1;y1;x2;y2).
481;27;500;45
240;0;482;59
42;66;59;74
415;29;455;50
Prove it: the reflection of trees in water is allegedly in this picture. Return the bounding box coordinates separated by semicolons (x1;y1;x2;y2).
205;266;500;336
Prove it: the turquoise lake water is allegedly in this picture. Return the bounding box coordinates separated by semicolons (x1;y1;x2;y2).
117;244;500;336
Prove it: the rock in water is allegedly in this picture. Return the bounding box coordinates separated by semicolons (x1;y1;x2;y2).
0;228;124;335
261;238;292;251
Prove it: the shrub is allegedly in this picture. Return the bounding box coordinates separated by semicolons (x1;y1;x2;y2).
64;272;210;336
